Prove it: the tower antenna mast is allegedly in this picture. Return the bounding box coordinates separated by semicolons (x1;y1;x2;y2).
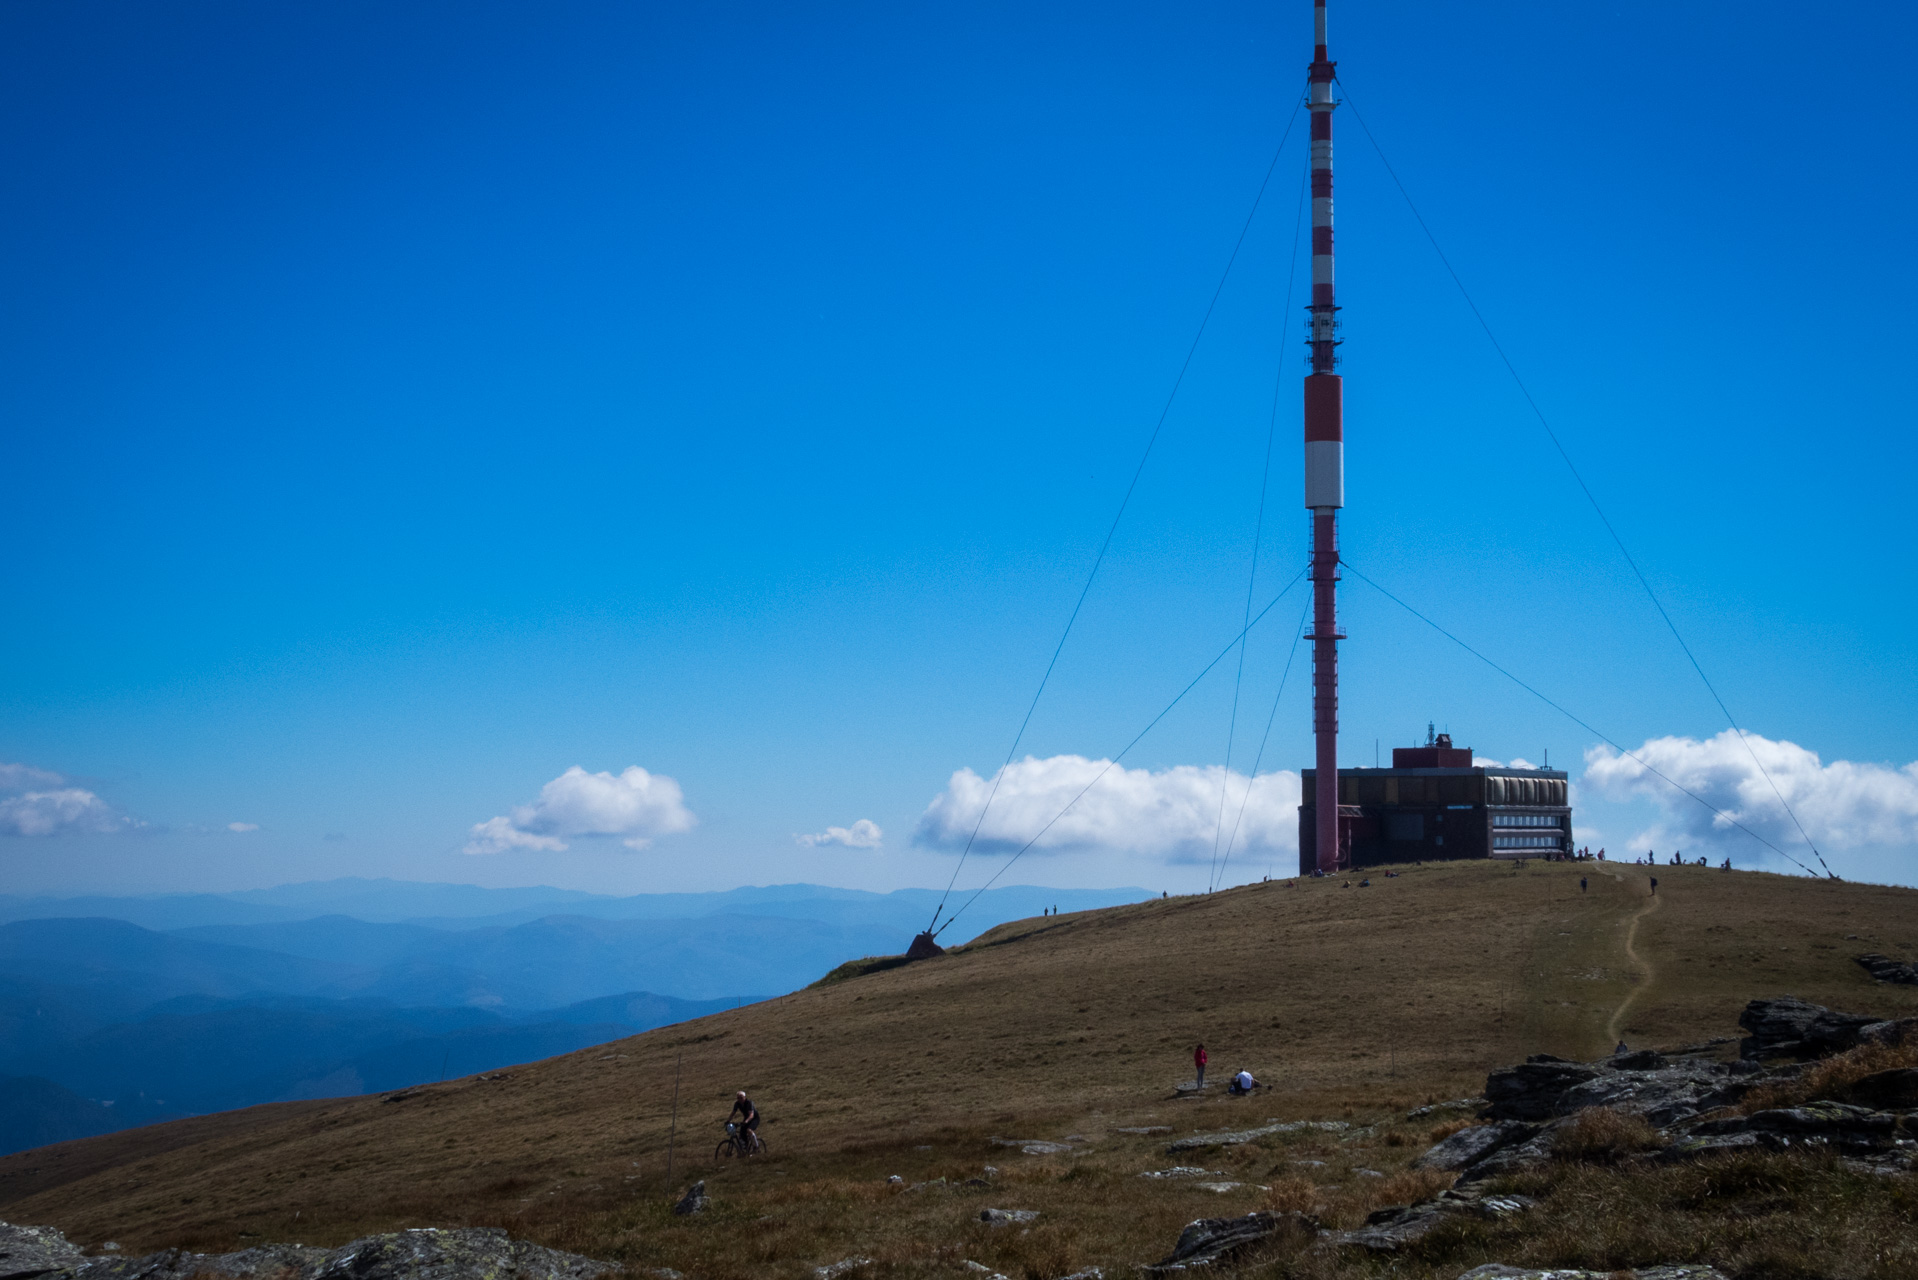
1304;0;1345;872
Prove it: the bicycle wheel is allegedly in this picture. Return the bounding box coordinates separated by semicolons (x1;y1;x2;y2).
714;1139;734;1160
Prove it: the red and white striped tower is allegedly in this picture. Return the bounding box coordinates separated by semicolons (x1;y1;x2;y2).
1304;0;1345;872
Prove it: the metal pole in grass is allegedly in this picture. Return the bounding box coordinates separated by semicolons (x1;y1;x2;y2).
664;1051;683;1187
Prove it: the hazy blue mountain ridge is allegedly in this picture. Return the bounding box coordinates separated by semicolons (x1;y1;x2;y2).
0;880;1152;1156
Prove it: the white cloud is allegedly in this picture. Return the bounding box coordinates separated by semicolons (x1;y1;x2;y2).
0;763;64;791
465;765;697;855
228;822;260;833
914;755;1300;863
797;819;884;849
1582;730;1918;858
0;762;141;838
1474;756;1541;770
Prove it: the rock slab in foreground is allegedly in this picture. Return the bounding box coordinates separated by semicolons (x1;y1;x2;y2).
1333;1191;1534;1252
1142;1212;1315;1272
1164;1120;1345;1154
1459;1267;1728;1280
2;1225;616;1280
0;1223;84;1280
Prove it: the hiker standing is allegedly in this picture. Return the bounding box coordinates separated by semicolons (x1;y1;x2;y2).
1649;877;1658;895
1194;1043;1208;1090
1580;877;1588;892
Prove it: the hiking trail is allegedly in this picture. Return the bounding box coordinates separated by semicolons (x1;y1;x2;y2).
1605;885;1663;1045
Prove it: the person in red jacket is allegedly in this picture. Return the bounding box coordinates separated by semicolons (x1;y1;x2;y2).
1194;1043;1208;1090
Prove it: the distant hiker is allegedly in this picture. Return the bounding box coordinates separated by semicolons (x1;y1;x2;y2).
1580;877;1588;892
1614;1040;1628;1056
1162;891;1168;898
1649;877;1658;895
1194;1043;1208;1089
1228;1069;1258;1096
730;1091;761;1153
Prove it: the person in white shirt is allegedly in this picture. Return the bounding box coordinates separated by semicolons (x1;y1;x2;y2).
1228;1069;1257;1096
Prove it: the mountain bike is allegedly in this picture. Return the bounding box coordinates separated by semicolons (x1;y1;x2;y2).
716;1120;767;1160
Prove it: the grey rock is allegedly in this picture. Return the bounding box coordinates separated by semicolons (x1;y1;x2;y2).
977;1209;1038;1226
75;1244;331;1280
989;1137;1079;1156
1738;997;1885;1061
1164;1120;1345;1154
1410;1121;1540;1172
311;1230;613;1280
1675;1100;1905;1158
813;1257;871;1279
1844;1067;1918;1110
1142;1212;1314;1272
1457;1268;1727;1280
1405;1098;1485;1119
1333;1190;1534;1252
1058;1270;1103;1280
0;1224;85;1280
9;1229;613;1280
1855;953;1918;985
672;1181;710;1216
1113;1126;1172;1135
1482;1057;1600;1121
1483;1053;1737;1129
1139;1168;1224;1180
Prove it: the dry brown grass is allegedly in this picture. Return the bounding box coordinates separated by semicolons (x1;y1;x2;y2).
1549;1107;1666;1163
0;861;1912;1279
1736;1036;1918;1114
1427;1118;1473;1143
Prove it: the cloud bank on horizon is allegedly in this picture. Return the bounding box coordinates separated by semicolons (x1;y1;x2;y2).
465;765;697;854
913;754;1300;863
1583;730;1918;860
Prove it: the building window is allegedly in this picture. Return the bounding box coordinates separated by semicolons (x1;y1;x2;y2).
1492;834;1563;849
1492;814;1563;828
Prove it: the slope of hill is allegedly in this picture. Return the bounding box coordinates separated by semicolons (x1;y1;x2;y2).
0;859;1911;1278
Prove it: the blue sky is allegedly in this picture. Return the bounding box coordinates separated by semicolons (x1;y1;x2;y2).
3;0;1915;897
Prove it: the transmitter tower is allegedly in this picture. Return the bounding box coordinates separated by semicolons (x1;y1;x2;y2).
1303;0;1345;871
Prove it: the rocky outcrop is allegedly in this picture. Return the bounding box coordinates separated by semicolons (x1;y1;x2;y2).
0;1223;84;1280
670;1182;709;1216
1855;954;1918;985
1736;997;1915;1061
0;1227;615;1280
1844;1067;1918;1110
1410;1122;1539;1172
1458;1267;1727;1280
1141;1212;1315;1273
1402;999;1918;1185
1331;1190;1533;1252
1481;1050;1745;1129
976;1209;1037;1226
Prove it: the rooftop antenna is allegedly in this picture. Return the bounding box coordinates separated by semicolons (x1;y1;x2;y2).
1306;0;1346;872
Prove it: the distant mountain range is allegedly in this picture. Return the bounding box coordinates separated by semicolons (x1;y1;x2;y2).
0;879;1149;1155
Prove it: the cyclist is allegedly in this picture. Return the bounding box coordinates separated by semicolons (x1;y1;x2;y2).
729;1090;761;1153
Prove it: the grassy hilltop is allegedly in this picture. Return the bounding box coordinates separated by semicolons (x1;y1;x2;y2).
0;859;1913;1278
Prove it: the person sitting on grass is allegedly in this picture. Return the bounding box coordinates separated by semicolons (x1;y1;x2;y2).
1228;1069;1259;1096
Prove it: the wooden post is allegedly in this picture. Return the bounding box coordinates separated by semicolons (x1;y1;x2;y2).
664;1052;683;1187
